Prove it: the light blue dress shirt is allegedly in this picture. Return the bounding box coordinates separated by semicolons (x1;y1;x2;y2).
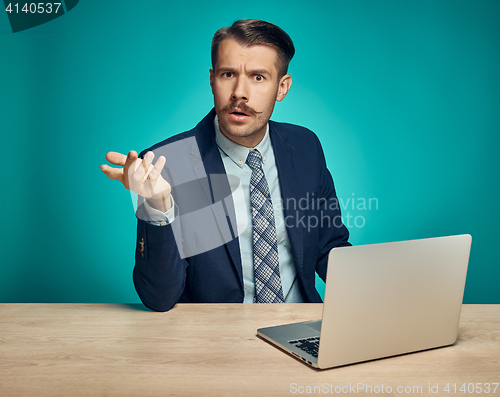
214;116;304;303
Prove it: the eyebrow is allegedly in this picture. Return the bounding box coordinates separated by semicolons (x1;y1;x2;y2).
217;66;272;76
248;68;271;76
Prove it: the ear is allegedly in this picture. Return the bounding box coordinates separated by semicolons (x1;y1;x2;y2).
209;68;214;90
276;74;292;102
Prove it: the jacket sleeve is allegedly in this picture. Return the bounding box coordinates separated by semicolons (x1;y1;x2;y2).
313;134;351;281
133;197;189;312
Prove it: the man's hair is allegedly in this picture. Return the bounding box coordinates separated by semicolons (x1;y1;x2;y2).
211;19;295;78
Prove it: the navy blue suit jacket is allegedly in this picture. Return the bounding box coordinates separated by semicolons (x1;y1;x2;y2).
133;109;350;311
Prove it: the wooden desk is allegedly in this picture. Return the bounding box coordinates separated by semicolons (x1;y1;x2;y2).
0;304;498;396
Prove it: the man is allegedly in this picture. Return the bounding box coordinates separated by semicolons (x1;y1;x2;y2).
101;20;350;312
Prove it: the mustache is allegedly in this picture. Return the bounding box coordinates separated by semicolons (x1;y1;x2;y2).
222;101;262;116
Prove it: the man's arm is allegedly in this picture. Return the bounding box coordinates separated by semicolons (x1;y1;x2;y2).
133;217;189;311
101;150;188;311
313;136;351;281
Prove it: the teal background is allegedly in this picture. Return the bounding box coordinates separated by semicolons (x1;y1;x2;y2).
0;1;498;303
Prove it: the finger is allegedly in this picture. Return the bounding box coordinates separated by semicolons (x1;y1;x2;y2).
105;152;128;166
131;158;146;182
148;156;166;181
124;150;138;170
100;164;124;180
141;151;155;178
123;151;138;189
131;152;153;182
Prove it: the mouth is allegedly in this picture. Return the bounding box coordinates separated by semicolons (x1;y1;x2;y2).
230;108;249;116
228;108;250;122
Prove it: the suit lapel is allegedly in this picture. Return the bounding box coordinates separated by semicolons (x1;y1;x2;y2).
193;110;243;287
269;122;305;279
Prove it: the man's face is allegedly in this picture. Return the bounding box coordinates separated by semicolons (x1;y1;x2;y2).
210;38;292;147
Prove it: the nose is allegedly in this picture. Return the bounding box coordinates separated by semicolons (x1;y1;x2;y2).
231;76;248;102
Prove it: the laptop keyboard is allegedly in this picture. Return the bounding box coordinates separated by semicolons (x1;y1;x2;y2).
288;336;320;358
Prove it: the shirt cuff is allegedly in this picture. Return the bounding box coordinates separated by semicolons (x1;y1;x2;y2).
144;195;176;226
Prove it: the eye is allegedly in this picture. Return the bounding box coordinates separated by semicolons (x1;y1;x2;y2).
254;74;264;82
222;72;234;78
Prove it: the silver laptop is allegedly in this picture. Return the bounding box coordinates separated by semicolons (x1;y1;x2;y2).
257;234;472;369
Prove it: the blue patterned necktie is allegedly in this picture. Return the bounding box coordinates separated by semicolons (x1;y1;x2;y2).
246;149;284;303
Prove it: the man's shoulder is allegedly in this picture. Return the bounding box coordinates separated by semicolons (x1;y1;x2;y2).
269;120;322;150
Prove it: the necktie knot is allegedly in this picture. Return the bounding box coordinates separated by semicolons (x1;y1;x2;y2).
246;150;263;171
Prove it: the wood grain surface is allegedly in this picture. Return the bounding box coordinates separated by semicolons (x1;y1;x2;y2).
0;304;498;396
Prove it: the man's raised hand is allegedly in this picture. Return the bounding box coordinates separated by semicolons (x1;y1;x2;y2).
101;150;171;211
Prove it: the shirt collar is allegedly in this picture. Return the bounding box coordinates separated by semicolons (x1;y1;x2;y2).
214;115;270;169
